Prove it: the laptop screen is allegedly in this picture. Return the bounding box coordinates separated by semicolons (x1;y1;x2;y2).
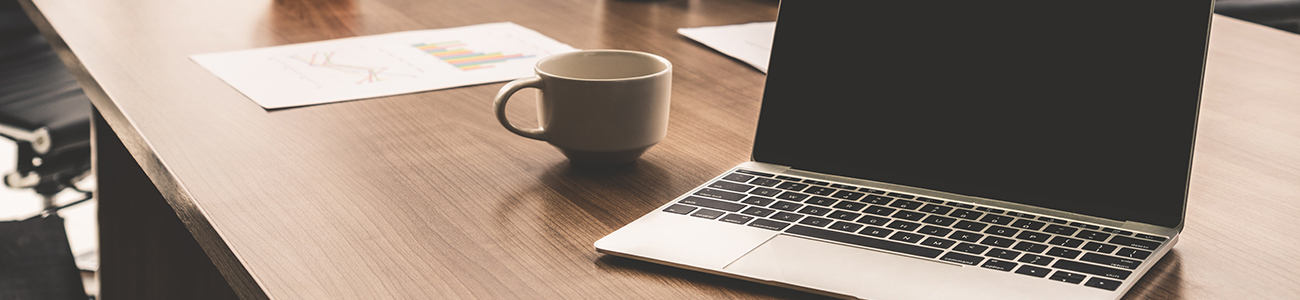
752;1;1212;228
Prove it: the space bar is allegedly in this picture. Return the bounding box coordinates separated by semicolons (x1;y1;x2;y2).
785;225;944;259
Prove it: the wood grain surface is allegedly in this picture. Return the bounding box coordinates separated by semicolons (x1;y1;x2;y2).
18;0;1300;298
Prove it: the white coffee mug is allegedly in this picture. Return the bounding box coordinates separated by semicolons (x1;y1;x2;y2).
493;50;671;166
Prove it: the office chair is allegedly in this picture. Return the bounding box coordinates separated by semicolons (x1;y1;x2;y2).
1216;0;1300;33
0;2;93;299
1;2;94;210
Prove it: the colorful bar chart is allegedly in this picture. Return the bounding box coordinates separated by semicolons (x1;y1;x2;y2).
413;41;535;71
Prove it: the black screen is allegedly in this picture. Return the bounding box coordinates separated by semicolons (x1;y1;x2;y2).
753;1;1212;228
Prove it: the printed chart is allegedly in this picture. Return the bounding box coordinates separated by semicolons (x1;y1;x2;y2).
191;22;577;109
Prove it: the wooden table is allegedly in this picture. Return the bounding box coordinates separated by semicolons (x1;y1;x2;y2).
18;0;1300;298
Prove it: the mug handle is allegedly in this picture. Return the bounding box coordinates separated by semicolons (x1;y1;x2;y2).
493;76;547;141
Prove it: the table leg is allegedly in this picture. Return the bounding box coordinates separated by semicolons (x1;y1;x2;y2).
93;109;239;300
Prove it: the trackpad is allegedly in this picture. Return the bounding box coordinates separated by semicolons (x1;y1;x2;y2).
723;235;960;300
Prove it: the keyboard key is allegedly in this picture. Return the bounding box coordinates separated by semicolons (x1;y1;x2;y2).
1012;241;1049;253
1015;231;1051;243
786;225;943;258
980;259;1018;272
797;205;831;216
984;226;1019;237
1069;222;1101;230
735;169;775;177
775;182;809;191
804;186;836;196
979;214;1015;225
860;226;894;238
663;204;696;215
886;192;915;199
690;209;725;219
979;236;1016;248
951;242;987;254
920;237;957;249
805;196;838;206
1046;247;1083;259
1101;227;1129;235
723;173;754;182
952;243;989;255
749;219;790;231
949;231;984;242
1048;236;1085;248
748;178;782;187
918;225;953;237
889;199;924;210
832;201;868;211
1049;271;1087;284
743;206;769;218
917;197;945;204
830;190;865;200
1006;212;1035;219
856;215;890;226
827;210;862;221
1135;233;1168;241
798;216;834;227
708;180;754;193
889;232;925;243
939;252;984;265
748;187;782;197
777;191;810;201
892;211;926;221
802;179;830;186
1085;277;1122;291
769;201;803;211
770;212;803;222
1017;254;1054;266
830;183;858;190
1081;253;1141;270
1053;260;1133;280
741;206;776;217
1116;248;1152;260
949;209;983;220
947;202;975;209
921;215;957;226
679;197;746;212
952;220;987;231
918;204;952;215
775;175;801;181
720;213;754;224
1009;219;1046;231
985;249;1021;260
693;188;746;201
1037;216;1067;224
1015;265;1051;278
886;220;922;231
1082;242;1118;254
740;196;776;206
1043;224;1078;235
862;205;897;216
828;221;865;233
976;207;1005;214
1076;230;1112;242
859;188;887;194
862;195;893;204
1109;236;1161;250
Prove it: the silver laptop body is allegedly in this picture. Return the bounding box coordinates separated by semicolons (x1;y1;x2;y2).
597;1;1212;299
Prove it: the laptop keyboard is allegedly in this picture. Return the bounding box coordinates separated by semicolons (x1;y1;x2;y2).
662;169;1168;291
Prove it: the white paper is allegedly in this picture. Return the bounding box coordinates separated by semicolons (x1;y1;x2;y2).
192;22;578;109
677;22;775;73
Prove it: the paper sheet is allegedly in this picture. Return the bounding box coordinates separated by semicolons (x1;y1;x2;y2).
192;22;578;109
677;22;775;73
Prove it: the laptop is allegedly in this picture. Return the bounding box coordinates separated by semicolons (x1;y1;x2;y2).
596;1;1213;299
